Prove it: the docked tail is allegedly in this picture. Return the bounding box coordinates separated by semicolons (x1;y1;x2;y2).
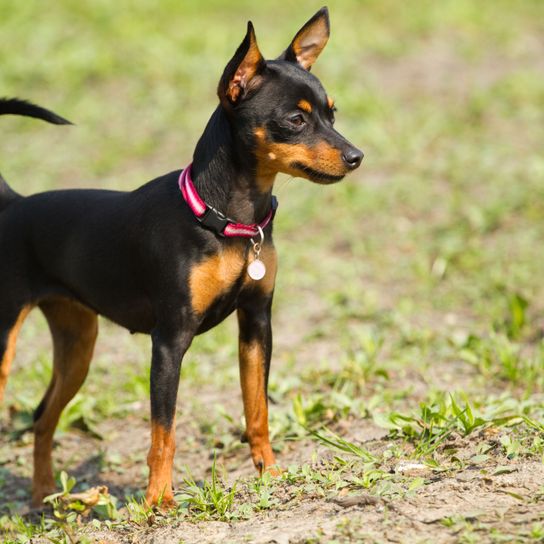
0;97;72;211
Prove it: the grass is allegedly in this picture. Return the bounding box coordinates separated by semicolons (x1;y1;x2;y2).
175;455;237;520
1;0;544;542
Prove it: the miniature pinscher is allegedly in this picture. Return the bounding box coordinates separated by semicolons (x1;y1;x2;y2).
0;7;362;508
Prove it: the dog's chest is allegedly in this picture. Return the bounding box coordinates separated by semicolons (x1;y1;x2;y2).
189;247;247;316
188;244;277;330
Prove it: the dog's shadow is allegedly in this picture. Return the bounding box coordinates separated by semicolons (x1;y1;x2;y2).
0;453;142;519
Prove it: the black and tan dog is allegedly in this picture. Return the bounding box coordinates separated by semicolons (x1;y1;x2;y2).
0;7;362;508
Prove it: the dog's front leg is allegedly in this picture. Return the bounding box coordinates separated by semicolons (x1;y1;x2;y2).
145;326;193;508
237;298;278;475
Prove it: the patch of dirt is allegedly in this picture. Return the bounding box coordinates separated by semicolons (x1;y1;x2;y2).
59;460;542;544
365;33;544;100
2;395;543;544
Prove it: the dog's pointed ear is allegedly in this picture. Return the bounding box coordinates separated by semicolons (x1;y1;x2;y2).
277;7;330;71
218;22;265;106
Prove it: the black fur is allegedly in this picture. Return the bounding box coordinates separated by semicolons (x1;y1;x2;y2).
0;7;362;505
0;173;19;213
0;97;72;125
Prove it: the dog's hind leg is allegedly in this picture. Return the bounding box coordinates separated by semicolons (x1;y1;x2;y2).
31;298;98;507
0;306;32;403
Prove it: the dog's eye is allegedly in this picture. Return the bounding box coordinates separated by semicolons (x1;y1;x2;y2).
288;114;306;128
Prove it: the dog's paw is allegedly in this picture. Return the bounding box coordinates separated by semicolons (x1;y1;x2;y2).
251;443;279;476
145;489;177;511
265;465;282;477
31;485;57;509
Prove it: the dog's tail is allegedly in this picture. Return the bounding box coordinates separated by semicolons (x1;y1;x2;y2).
0;97;73;125
0;97;72;211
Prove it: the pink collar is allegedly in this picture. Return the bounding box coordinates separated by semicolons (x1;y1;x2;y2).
179;164;278;238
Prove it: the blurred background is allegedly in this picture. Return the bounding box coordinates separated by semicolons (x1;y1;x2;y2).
2;1;543;323
1;0;544;526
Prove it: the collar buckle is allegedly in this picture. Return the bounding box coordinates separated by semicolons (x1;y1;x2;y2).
179;164;278;238
198;205;229;236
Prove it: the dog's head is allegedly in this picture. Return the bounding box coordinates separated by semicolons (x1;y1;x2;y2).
217;7;363;186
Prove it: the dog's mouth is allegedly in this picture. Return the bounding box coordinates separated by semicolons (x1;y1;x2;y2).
291;162;346;185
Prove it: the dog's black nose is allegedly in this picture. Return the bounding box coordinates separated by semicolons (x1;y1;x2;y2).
342;148;364;169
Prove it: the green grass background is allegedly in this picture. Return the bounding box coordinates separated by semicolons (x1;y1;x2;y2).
1;0;544;540
2;0;544;322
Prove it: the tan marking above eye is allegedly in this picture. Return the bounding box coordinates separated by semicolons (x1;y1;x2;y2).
190;247;246;314
327;96;335;109
297;99;312;113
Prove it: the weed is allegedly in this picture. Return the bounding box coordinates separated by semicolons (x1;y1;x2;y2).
125;496;155;525
309;428;377;464
175;455;236;520
460;332;543;390
44;471;118;522
375;393;544;458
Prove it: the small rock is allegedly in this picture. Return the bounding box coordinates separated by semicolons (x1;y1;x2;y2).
332;493;380;508
395;462;430;477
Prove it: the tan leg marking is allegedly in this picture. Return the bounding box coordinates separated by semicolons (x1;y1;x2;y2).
0;306;31;403
240;245;277;472
239;338;277;475
32;298;98;507
190;247;246;314
146;421;176;508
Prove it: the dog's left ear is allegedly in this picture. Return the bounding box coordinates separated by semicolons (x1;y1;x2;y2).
277;7;330;71
218;22;265;106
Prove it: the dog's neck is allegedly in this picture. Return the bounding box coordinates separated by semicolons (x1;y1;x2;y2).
191;106;275;226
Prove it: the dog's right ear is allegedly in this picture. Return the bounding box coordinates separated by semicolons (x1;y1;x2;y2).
218;22;265;107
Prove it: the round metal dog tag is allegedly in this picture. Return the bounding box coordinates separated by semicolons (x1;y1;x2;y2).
248;259;266;280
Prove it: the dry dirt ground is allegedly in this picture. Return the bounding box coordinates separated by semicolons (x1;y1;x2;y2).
2;293;543;544
2;374;544;544
3;317;543;544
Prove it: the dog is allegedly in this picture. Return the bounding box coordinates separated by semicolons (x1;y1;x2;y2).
0;7;362;508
